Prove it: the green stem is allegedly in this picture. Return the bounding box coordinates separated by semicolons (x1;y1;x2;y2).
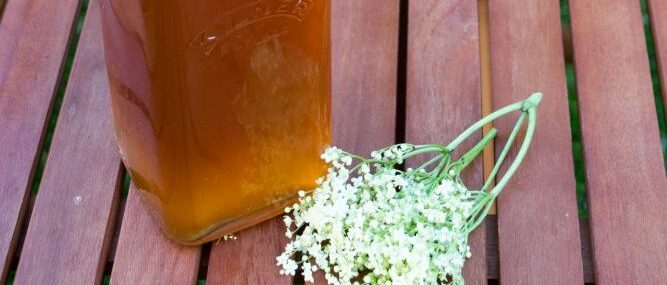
481;113;526;193
461;93;542;234
401;146;448;160
465;196;494;234
416;154;444;171
454;128;498;173
446;93;542;151
489;106;538;198
432;155;451;178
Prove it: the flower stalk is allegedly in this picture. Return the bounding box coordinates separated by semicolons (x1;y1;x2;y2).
277;93;543;285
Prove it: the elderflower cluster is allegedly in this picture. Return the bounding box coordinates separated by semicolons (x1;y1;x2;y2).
277;146;474;285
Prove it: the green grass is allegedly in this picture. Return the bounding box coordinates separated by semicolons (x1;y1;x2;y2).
5;270;14;285
564;63;589;219
100;275;110;285
121;172;131;199
560;0;589;219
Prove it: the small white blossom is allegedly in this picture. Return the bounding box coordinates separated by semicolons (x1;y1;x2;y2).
277;95;541;285
321;147;343;163
278;146;481;285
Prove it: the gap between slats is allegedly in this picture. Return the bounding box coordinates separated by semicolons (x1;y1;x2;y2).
560;1;595;283
394;0;408;145
0;0;6;22
478;0;496;216
101;171;131;284
1;0;89;283
642;0;667;167
560;0;591;221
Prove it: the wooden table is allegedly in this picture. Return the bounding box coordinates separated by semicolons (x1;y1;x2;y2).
2;0;667;284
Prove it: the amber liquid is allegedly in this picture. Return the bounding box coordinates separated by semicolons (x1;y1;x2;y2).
100;0;330;244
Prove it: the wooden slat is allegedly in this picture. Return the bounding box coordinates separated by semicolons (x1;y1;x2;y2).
483;216;595;282
488;1;584;284
301;1;399;284
12;0;121;283
648;0;667;112
569;1;667;283
207;218;291;285
0;0;81;282
111;185;201;284
405;1;486;284
330;0;399;156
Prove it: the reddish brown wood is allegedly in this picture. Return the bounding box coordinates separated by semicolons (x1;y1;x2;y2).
309;2;400;284
330;0;399;156
488;1;584;284
0;0;81;282
478;0;496;216
483;217;593;282
569;1;667;284
207;218;292;285
12;1;121;283
405;1;486;283
111;185;201;284
648;0;667;111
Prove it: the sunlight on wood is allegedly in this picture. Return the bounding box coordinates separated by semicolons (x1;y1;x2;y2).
478;0;496;214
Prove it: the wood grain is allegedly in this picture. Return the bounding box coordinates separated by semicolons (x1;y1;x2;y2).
311;1;400;284
12;1;121;284
488;1;584;284
330;0;399;156
648;0;667;113
206;218;291;285
569;0;667;284
405;1;486;283
485;217;593;283
0;0;81;282
111;185;201;285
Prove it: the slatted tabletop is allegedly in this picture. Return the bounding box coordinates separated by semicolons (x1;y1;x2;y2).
1;0;666;284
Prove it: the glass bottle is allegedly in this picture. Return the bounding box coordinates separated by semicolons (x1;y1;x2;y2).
100;0;330;245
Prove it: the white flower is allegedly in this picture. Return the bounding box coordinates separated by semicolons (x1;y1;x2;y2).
276;95;541;284
278;146;482;285
321;146;342;163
